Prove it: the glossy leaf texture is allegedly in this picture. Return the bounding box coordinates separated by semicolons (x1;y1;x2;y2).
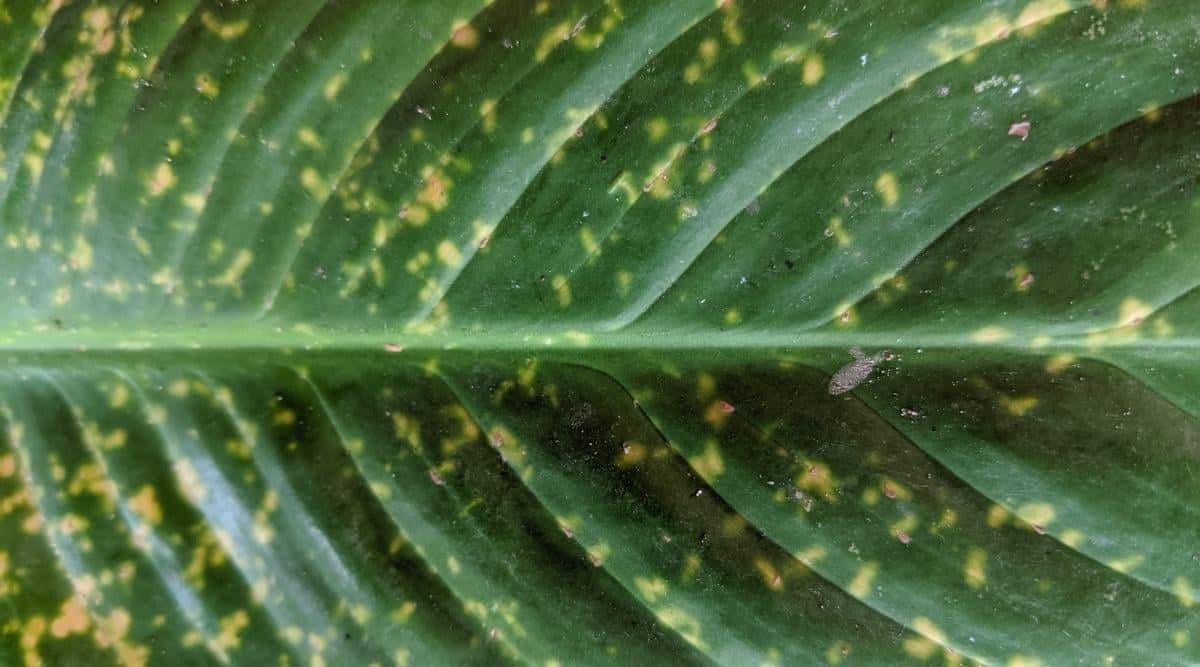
1;0;1199;664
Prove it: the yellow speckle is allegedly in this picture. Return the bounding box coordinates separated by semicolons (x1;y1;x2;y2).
986;504;1009;528
1173;630;1190;648
874;172;899;208
723;309;741;326
1006;656;1044;667
964;547;987;589
802;53;825;85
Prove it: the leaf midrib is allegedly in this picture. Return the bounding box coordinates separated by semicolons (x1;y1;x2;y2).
0;326;1187;357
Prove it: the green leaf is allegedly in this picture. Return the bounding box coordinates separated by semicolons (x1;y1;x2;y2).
2;0;1198;664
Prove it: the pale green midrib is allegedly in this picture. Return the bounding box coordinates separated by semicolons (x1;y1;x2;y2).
0;326;1187;356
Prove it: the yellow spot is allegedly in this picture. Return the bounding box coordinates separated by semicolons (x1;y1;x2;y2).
69;235;93;270
200;12;250;39
300;167;328;200
848;562;877;597
635;576;668;602
688;441;724;480
796;460;837;501
1107;554;1144;574
108;384;129;409
129;486;162;525
212;249;253;289
802;53;825;85
723;309;741;326
297;127;322;150
1000;395;1039;417
1006;656;1044;667
964;547;987;589
972;326;1011;343
436;241;461;266
1173;630;1190;648
451;22;478;48
323;72;348;101
215;610;249;650
874;172;899;208
1173;577;1195;608
751;557;783;591
1060;529;1084;547
986;504;1009;528
1015;502;1055;529
1118;297;1152;327
148;162;176;196
645;117;669;142
535;22;571;62
1016;0;1071;32
551;275;571;307
0;455;14;478
194;73;218;99
902;636;938;661
826;217;851;246
1044;354;1075;374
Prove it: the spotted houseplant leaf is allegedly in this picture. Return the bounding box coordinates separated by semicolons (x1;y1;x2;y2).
2;0;1199;664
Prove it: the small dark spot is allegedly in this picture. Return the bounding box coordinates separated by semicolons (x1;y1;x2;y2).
599;154;607;162
344;633;352;641
784;259;795;270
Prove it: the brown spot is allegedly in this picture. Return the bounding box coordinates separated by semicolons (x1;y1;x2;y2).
1032;524;1045;535
428;469;444;486
883;484;897;499
1018;272;1035;288
560;525;574;539
700;117;718;134
490;431;504;448
716;400;735;414
478;235;491;249
1008;121;1031;140
383;343;404;353
896;530;911;544
588;553;603;567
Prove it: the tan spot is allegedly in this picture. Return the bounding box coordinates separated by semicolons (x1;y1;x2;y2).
50;597;91;638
